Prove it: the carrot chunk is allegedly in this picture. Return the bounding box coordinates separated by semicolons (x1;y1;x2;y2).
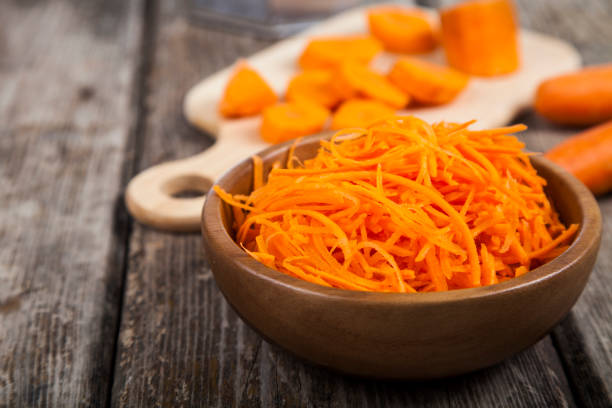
219;116;578;293
440;0;519;76
286;70;343;109
298;35;382;70
260;101;330;144
388;58;469;105
219;61;277;117
546;120;612;195
535;64;612;126
334;61;409;109
331;99;396;130
367;7;437;54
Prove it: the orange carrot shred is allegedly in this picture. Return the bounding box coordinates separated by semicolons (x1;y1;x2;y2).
252;155;263;190
217;116;578;293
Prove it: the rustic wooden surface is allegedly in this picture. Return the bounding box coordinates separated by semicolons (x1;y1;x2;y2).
1;0;611;407
513;1;612;406
0;0;144;406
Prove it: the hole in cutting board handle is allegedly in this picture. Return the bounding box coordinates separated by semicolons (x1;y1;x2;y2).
161;174;213;199
172;189;207;199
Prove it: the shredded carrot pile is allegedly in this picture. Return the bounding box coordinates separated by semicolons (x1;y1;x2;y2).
215;116;579;293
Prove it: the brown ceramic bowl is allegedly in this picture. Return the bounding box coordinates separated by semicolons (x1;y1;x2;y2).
201;134;601;379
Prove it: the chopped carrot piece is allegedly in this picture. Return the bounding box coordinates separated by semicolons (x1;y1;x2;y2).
545;120;612;195
298;35;382;70
331;99;396;130
219;61;277;117
388;58;469;105
334;62;409;109
286;70;343;109
440;0;519;76
260;101;330;144
217;116;578;293
367;7;437;54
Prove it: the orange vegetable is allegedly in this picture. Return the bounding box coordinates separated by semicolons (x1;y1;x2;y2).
219;61;277;117
331;99;396;130
286;70;343;109
260;101;330;144
440;0;519;76
298;36;382;70
388;58;469;105
217;116;578;293
367;7;437;54
334;62;409;109
535;64;612;126
546;120;612;195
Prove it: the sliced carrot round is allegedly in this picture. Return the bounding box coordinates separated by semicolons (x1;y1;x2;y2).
334;62;409;109
286;70;343;109
219;61;277;118
260;101;330;144
388;58;469;105
368;7;437;54
331;99;396;130
298;36;382;70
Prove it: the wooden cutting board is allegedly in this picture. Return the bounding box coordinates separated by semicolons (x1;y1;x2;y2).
125;5;581;232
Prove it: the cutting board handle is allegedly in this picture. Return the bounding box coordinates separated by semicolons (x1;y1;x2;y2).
125;135;266;232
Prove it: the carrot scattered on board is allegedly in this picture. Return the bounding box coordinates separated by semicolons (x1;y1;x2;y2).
331;99;396;130
546;120;612;195
535;64;612;126
334;61;410;109
286;70;343;109
260;101;330;144
440;0;519;76
389;58;469;105
367;7;437;54
298;36;382;70
217;116;578;293
219;61;277;118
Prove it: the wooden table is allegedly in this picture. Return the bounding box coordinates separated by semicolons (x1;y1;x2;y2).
1;0;610;406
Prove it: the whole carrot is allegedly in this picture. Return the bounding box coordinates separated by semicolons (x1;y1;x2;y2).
545;120;612;195
535;64;612;126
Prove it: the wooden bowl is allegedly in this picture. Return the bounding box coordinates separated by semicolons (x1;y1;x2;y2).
201;135;601;379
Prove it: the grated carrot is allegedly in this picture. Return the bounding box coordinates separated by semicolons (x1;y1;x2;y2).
215;116;579;292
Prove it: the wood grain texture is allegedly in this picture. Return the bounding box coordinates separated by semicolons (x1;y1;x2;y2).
0;0;144;405
513;1;612;405
516;113;612;407
111;0;603;406
515;0;612;65
2;0;606;406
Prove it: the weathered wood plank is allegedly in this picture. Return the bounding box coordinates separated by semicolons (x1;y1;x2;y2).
515;0;612;65
515;116;612;407
513;1;612;405
112;1;591;406
0;0;144;405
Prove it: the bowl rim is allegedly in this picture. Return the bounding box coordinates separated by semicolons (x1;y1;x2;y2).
202;133;602;306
